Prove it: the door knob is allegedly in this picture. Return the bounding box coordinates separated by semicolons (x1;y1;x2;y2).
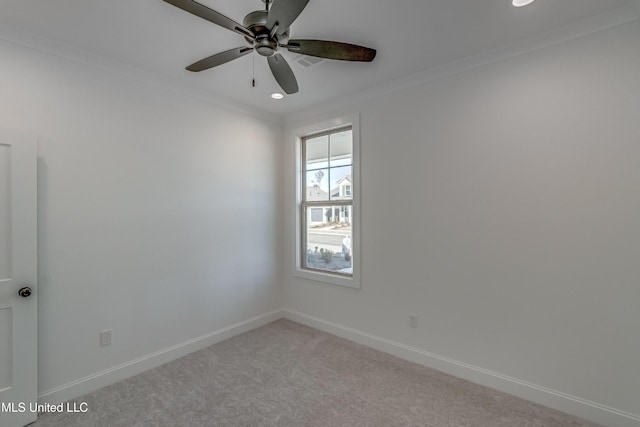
18;287;32;298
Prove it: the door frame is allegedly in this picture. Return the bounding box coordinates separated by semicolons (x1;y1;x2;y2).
0;128;38;427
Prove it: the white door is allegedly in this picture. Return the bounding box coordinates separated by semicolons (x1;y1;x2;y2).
0;129;37;427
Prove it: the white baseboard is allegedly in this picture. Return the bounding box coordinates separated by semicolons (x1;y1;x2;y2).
282;309;640;427
38;310;284;405
37;308;640;427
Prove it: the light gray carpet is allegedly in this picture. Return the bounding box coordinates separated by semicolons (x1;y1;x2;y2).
33;319;601;427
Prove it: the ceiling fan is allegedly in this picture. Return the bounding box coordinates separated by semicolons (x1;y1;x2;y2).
162;0;377;95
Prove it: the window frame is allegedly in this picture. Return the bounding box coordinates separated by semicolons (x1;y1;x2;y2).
300;126;353;277
293;114;361;289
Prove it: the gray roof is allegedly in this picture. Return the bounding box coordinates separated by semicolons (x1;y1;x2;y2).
307;186;329;202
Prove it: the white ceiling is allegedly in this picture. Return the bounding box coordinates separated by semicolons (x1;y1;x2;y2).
0;0;637;117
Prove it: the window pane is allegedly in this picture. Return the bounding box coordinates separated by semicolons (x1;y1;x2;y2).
304;205;353;275
329;166;352;201
330;130;352;167
306;135;329;171
306;169;329;201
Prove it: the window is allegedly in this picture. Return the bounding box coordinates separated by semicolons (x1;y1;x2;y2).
299;125;356;283
293;114;360;288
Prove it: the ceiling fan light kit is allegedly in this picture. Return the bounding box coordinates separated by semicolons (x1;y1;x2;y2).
162;0;376;95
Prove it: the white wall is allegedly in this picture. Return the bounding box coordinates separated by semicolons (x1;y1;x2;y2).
2;10;638;426
283;20;640;424
0;38;283;398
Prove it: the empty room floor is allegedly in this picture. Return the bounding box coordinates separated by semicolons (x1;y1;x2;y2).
33;319;599;427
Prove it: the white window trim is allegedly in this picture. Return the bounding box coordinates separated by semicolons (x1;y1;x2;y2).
292;113;361;289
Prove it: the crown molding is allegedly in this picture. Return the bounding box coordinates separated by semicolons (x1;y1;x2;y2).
0;25;281;124
1;2;637;126
285;3;640;126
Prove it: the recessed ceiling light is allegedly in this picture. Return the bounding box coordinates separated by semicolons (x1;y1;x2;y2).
271;93;284;100
511;0;535;7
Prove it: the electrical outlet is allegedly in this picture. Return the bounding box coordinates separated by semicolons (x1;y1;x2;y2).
409;314;418;328
100;329;112;347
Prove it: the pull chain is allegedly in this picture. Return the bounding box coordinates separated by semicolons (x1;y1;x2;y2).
251;51;256;87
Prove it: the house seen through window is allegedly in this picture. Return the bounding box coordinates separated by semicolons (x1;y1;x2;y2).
301;127;353;276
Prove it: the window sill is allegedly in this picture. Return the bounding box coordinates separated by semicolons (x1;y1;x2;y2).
293;268;360;289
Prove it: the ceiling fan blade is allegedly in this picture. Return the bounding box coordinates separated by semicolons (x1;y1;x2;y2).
266;0;310;36
267;54;299;94
163;0;254;39
186;47;253;72
286;40;376;62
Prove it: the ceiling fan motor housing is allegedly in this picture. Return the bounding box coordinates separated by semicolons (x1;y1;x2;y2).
243;10;289;56
162;0;376;95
